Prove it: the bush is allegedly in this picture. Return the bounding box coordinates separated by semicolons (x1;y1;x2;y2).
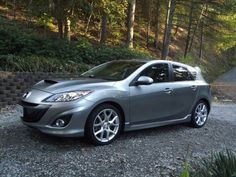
0;25;150;73
191;150;236;177
0;55;90;73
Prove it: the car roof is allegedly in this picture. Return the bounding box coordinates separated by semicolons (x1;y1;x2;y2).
110;59;195;72
118;59;194;68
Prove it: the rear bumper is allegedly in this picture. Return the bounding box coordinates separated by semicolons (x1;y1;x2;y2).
19;99;95;137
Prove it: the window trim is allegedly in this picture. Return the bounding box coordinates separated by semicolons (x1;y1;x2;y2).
129;62;172;86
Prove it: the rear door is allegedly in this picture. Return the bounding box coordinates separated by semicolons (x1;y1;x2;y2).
168;64;198;119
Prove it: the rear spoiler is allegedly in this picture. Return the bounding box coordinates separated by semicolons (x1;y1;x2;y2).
194;66;201;73
193;66;204;80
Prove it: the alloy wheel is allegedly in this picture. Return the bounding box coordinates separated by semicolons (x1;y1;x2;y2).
93;108;120;143
194;102;208;126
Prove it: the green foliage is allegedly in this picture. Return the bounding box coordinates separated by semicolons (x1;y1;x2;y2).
0;23;148;73
38;13;53;27
191;150;236;177
176;54;233;82
0;55;89;73
180;160;190;177
177;54;198;66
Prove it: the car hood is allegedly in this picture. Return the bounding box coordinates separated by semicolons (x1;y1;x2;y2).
32;78;115;94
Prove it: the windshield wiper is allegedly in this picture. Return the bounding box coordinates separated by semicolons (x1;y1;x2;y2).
88;74;95;78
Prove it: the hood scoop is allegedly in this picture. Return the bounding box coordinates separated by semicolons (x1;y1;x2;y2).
44;79;58;84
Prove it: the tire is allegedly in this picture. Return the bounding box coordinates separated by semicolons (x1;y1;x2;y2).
191;100;209;128
85;104;122;145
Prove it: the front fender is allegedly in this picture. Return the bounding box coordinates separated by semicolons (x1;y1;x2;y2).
84;89;130;123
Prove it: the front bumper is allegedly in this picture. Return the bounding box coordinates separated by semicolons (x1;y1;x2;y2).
19;98;95;137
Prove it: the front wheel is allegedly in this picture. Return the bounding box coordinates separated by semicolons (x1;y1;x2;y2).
191;100;209;128
85;104;122;145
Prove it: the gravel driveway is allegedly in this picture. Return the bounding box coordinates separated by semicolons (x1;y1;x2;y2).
0;103;236;177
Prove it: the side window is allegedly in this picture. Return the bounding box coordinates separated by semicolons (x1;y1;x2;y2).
172;65;193;81
140;63;169;83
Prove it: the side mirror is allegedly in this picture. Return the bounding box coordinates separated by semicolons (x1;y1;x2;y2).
135;76;153;86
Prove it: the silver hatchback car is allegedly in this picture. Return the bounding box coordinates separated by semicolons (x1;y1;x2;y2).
19;60;211;145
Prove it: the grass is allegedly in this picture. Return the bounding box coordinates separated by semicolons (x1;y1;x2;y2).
190;150;236;177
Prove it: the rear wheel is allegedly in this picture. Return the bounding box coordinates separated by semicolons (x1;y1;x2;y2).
191;100;209;128
85;104;122;145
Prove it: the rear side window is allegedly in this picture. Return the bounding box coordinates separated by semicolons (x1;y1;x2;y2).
172;65;194;81
140;63;169;83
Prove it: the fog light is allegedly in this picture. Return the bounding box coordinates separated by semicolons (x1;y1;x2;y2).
52;114;72;127
55;119;65;127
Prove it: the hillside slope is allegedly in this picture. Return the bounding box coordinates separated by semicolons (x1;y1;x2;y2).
0;3;235;82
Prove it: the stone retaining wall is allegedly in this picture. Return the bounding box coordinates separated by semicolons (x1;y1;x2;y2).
0;71;79;108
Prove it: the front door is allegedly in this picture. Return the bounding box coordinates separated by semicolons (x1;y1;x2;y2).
129;63;174;124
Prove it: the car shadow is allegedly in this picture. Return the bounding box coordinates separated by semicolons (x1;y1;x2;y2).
25;123;191;148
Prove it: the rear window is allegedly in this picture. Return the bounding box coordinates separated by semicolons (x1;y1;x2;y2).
172;65;194;81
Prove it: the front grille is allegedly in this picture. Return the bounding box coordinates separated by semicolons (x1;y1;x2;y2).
20;101;49;123
22;107;49;122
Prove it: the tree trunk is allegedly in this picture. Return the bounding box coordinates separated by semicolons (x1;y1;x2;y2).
127;0;136;48
13;0;16;20
189;1;206;52
85;13;92;36
100;13;107;44
199;21;204;59
85;2;93;36
26;0;33;28
146;0;151;48
199;3;208;59
154;0;160;49
184;0;194;58
174;15;179;36
146;18;151;49
174;25;179;36
58;19;64;39
161;0;176;60
64;16;71;41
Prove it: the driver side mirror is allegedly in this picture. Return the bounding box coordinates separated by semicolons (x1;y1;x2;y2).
135;76;153;86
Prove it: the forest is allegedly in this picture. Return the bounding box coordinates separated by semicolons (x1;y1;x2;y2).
0;0;236;81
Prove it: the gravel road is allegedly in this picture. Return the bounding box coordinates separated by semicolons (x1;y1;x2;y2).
0;103;236;177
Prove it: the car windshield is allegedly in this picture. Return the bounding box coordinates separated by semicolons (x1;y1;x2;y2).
81;60;145;81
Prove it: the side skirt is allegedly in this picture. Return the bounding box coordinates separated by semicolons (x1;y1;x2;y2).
124;114;191;131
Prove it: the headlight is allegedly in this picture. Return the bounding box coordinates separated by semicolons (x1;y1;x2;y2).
44;90;92;102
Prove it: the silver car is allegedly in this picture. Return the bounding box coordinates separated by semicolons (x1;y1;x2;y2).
19;60;211;145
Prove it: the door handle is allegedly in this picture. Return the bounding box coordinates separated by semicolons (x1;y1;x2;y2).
190;85;197;91
164;88;173;94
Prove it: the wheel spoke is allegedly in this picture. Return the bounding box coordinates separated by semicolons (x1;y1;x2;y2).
108;128;116;135
94;115;103;127
100;129;104;139
106;130;110;140
97;115;103;122
94;122;102;127
107;111;113;119
103;110;112;121
110;123;119;127
201;105;206;112
109;116;118;123
95;128;103;136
